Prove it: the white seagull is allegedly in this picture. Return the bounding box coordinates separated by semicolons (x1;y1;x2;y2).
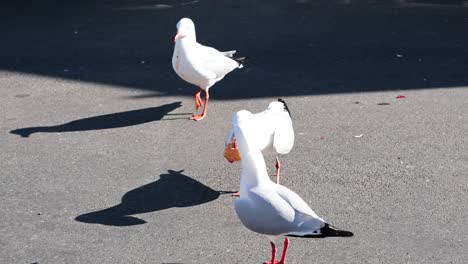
232;110;353;264
225;99;294;187
172;18;245;121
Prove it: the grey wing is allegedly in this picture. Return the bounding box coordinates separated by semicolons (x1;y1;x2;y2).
197;44;240;79
276;184;323;222
275;185;326;235
235;188;297;236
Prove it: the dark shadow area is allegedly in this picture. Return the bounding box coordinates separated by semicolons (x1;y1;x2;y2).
10;101;181;137
75;170;234;226
1;0;467;99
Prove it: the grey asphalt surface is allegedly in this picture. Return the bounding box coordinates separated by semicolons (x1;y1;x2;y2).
1;1;467;264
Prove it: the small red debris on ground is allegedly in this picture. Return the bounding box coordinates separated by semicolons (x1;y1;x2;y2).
396;95;406;99
320;136;326;140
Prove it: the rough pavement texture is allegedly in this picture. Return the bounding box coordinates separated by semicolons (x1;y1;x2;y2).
1;1;467;263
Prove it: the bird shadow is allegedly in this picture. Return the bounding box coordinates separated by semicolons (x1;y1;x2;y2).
9;101;182;138
75;169;235;226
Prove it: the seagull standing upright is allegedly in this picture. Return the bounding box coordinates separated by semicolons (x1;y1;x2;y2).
225;99;294;187
231;110;353;264
172;18;245;121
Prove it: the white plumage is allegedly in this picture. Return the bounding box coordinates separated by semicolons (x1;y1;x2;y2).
172;18;244;121
226;99;294;184
232;110;353;264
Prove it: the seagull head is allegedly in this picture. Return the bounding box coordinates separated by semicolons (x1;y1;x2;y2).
174;18;196;42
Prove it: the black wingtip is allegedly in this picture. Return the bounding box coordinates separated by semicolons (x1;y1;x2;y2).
320;224;354;237
286;224;353;238
277;98;291;118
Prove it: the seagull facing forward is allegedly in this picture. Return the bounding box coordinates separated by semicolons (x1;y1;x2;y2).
172;18;245;121
231;110;353;264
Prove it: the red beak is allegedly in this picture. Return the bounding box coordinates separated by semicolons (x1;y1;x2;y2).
174;32;182;42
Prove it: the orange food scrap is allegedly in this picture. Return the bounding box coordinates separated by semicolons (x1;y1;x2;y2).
224;142;241;163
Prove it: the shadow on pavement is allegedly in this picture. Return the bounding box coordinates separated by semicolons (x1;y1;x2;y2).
9;101;182;137
1;1;467;99
75;169;235;226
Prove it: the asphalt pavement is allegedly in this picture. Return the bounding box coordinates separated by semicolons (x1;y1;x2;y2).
1;1;467;263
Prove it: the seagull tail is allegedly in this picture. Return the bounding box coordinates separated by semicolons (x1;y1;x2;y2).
221;50;237;57
232;56;247;68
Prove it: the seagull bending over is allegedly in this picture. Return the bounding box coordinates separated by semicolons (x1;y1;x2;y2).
225;99;294;188
232;110;353;264
172;18;245;121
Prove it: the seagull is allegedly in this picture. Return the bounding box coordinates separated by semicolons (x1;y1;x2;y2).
172;18;245;121
225;99;294;187
232;110;353;264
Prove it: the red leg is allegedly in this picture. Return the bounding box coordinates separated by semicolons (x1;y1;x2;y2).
232;191;240;197
192;90;209;121
263;242;278;264
194;88;202;111
275;157;281;184
278;238;289;264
